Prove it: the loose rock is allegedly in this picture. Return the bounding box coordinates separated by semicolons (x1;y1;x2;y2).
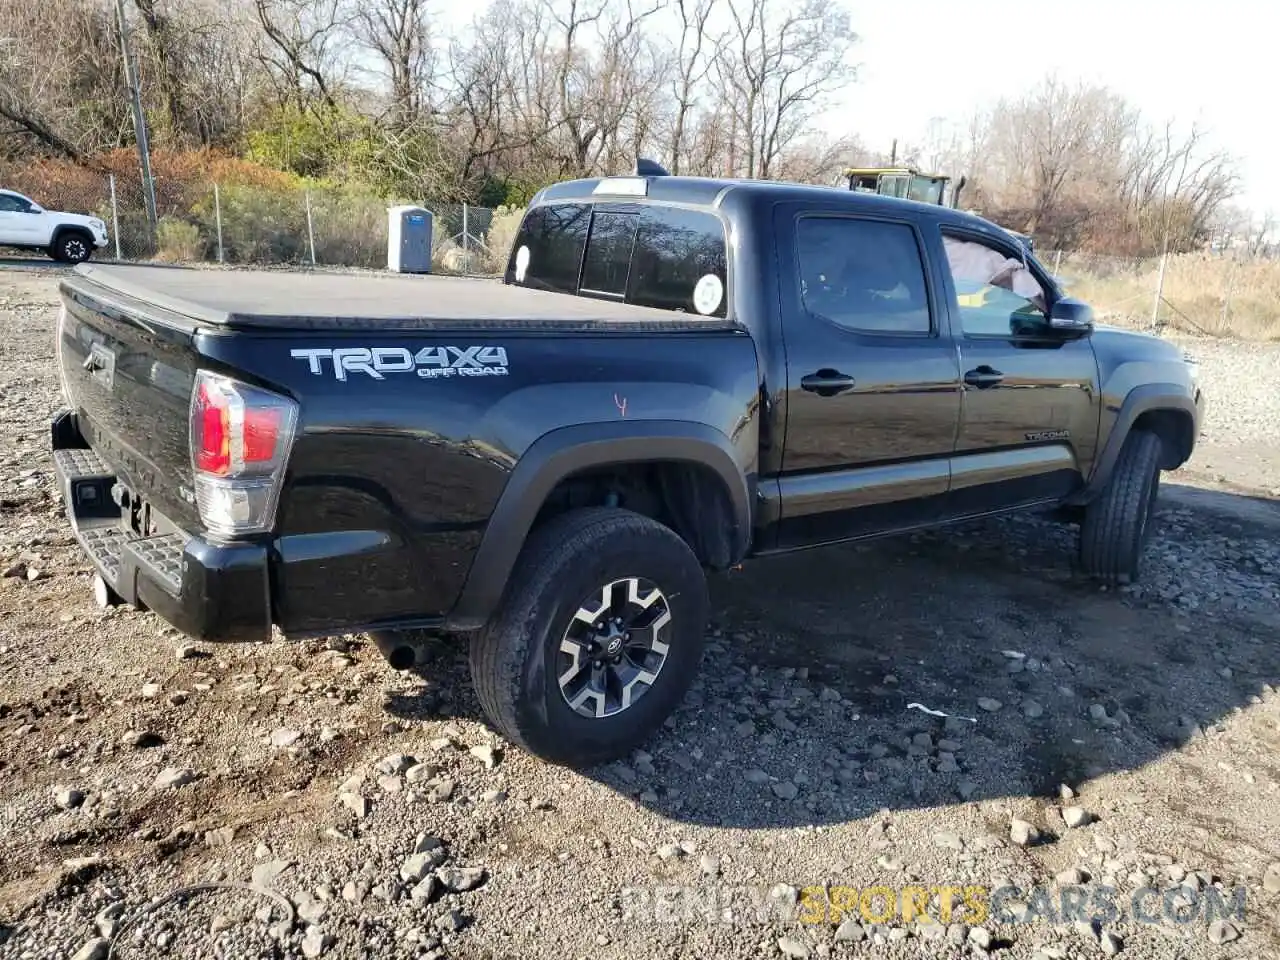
71;939;110;960
436;865;486;892
1062;806;1092;828
153;767;198;790
977;697;1002;712
1207;920;1240;945
834;918;866;942
301;928;331;958
1010;818;1040;846
1099;930;1123;955
777;936;812;959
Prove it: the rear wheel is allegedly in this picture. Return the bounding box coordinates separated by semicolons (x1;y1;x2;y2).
469;507;708;766
52;232;93;264
1079;429;1163;585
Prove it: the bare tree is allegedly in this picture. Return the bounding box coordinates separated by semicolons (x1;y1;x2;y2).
353;0;433;126
667;0;717;174
253;0;350;110
716;0;855;179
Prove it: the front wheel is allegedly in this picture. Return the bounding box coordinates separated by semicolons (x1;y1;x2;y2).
1079;429;1163;585
469;508;708;766
52;233;93;264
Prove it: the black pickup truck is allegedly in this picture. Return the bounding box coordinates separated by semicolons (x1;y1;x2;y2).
51;171;1204;764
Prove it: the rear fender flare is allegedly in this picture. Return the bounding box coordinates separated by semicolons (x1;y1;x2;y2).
444;420;753;631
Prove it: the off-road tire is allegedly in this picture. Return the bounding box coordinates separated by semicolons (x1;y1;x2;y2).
51;232;93;264
469;507;708;766
1079;429;1162;585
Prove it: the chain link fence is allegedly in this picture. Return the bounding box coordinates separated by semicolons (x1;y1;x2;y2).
8;173;1280;340
9;173;519;277
1042;249;1280;341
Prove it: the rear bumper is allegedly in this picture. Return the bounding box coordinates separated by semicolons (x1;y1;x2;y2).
52;410;272;642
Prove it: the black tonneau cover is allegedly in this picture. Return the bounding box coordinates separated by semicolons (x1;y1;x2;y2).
67;263;737;333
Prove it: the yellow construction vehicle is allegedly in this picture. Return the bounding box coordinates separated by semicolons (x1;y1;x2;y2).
843;167;959;207
843;164;1035;257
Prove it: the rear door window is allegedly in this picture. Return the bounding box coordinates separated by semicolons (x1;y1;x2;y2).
580;212;638;298
507;202;728;317
505;203;591;294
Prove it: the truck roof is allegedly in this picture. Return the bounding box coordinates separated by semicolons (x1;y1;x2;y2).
66;263;740;332
535;174;1009;238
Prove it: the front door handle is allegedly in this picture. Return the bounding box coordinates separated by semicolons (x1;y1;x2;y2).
801;369;857;397
964;365;1004;389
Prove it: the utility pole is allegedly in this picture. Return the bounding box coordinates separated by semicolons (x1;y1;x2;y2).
114;0;157;232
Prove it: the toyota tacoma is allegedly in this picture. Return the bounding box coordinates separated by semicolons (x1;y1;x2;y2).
1;189;108;263
50;170;1204;765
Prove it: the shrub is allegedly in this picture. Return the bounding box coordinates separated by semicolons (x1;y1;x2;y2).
155;216;203;262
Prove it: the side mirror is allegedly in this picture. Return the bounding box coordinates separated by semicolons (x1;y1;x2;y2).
1048;296;1093;338
27;204;43;214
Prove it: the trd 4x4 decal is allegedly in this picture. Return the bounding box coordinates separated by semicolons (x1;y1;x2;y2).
290;346;509;381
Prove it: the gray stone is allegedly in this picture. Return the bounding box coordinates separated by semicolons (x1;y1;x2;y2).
55;787;85;810
436;866;486;892
428;779;456;802
410;876;439;902
251;859;293;888
1099;930;1123;955
932;832;964;851
1059;784;1076;801
834;919;865;943
1056;867;1086;885
744;768;770;785
405;763;437;784
270;728;301;748
481;789;507;803
153;767;197;790
1010;818;1040;846
468;744;499;769
700;855;721;876
434;909;466;933
376;753;415;775
968;927;992;949
977;697;1002;712
401;853;442;883
1022;700;1044;719
1262;863;1280;895
957;779;978;800
175;643;200;660
71;939;110;960
340;792;370;818
301;929;331;958
771;781;799;800
657;843;683;860
946;923;968;945
1062;806;1092;828
1207;920;1240;945
777;936;812;959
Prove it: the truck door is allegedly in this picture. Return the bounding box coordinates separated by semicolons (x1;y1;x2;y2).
772;208;962;547
0;193;39;244
935;228;1100;513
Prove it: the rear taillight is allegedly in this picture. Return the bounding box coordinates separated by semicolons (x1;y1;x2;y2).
189;370;298;537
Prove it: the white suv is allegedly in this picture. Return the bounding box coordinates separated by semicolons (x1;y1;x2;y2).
0;189;109;263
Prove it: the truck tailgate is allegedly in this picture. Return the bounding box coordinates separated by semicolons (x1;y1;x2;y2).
58;275;202;532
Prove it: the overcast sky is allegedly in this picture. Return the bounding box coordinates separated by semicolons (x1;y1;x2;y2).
839;0;1275;215
443;0;1275;216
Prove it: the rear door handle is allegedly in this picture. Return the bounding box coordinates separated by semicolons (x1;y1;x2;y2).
964;365;1004;389
801;369;856;396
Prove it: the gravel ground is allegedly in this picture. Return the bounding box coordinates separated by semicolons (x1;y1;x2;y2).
1;265;1278;960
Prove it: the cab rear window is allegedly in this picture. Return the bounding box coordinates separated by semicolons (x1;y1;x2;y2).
506;202;728;317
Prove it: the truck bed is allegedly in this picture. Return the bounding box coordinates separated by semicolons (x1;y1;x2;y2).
67;263;736;332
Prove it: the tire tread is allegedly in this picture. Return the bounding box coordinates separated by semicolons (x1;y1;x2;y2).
1080;429;1162;584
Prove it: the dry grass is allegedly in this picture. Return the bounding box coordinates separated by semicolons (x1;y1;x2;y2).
1057;253;1280;341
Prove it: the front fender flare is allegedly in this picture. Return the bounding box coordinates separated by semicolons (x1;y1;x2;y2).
1071;382;1201;503
444;420;753;631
